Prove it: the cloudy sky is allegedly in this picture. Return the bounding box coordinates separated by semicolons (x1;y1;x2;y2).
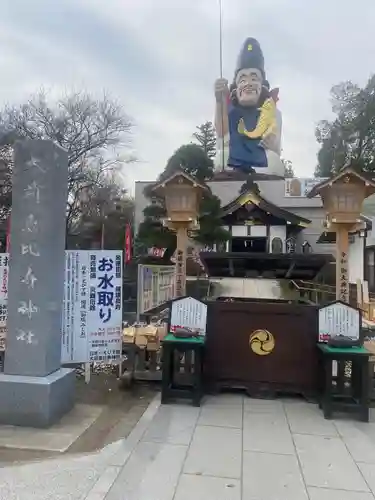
0;0;375;189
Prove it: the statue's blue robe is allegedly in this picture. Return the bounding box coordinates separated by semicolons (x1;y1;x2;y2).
228;103;267;169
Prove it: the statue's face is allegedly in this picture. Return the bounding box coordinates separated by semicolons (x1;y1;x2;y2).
235;68;263;106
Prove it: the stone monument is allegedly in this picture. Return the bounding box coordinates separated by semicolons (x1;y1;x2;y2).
0;139;75;427
214;37;284;177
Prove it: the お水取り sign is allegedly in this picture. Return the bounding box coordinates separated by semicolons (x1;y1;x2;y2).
0;250;123;362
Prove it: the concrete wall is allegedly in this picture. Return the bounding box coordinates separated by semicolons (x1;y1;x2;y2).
291;207;335;255
134;179;245;233
209;277;299;300
366;219;375;247
134;179;324;234
134;178;374;262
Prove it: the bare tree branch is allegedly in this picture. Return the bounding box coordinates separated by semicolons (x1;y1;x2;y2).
0;89;136;235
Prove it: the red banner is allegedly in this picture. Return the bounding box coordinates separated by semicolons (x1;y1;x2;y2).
125;223;132;264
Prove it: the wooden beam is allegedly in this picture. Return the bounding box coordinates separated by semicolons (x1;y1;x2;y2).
285;261;296;279
229;258;235;277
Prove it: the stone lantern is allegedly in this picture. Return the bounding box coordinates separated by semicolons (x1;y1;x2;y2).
307;166;375;302
152;170;208;296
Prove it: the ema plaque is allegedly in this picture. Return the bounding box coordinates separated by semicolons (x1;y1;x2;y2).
170;297;207;336
318;300;361;343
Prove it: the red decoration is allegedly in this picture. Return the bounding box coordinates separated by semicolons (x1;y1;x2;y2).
148;247;166;258
125;223;132;264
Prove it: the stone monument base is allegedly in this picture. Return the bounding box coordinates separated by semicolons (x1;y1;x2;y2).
0;368;75;428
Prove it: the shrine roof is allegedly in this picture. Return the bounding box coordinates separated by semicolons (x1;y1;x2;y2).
199;251;333;280
221;190;311;227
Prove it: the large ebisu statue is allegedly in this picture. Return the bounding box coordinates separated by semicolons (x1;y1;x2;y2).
214;37;284;177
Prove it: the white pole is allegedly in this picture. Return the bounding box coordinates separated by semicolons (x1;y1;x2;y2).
84;362;91;384
136;264;142;323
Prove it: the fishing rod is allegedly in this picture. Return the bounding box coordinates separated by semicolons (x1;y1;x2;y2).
218;0;225;171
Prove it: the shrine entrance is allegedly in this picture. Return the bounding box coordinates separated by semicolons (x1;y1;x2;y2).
231;237;267;254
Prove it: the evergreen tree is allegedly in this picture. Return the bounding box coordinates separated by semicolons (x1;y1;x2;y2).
315;76;375;177
162;143;215;182
192;121;216;159
137;145;230;253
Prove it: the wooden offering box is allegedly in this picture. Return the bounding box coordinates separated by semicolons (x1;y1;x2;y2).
204;298;319;399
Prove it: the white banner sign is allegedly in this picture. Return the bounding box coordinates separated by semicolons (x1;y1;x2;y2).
137;264;175;318
0;251;123;362
0;254;8;301
170;297;207;336
318;301;360;342
284;178;328;198
86;251;122;364
0;254;9;351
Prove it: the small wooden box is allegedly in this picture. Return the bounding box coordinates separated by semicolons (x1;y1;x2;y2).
143;325;158;337
122;326;135;344
135;334;148;348
147;341;160;352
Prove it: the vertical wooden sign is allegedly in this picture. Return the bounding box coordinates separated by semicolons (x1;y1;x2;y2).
336;227;349;303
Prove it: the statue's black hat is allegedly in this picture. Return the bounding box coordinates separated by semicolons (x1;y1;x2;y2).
234;38;265;78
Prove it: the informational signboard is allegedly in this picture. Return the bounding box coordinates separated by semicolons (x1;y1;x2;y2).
318;300;360;342
0;253;9;352
137;264;175;319
0;323;5;351
0;254;8;301
0;254;8;351
285;178;328;198
0;250;123;362
170;297;207;336
88;251;122;363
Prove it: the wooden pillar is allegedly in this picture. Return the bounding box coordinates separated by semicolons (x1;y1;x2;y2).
175;226;188;297
336;225;349;302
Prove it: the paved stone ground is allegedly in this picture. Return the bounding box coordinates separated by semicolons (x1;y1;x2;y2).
3;394;375;499
0;375;156;465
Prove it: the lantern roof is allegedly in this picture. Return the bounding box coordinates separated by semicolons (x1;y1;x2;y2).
151;169;208;196
306;165;375;199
